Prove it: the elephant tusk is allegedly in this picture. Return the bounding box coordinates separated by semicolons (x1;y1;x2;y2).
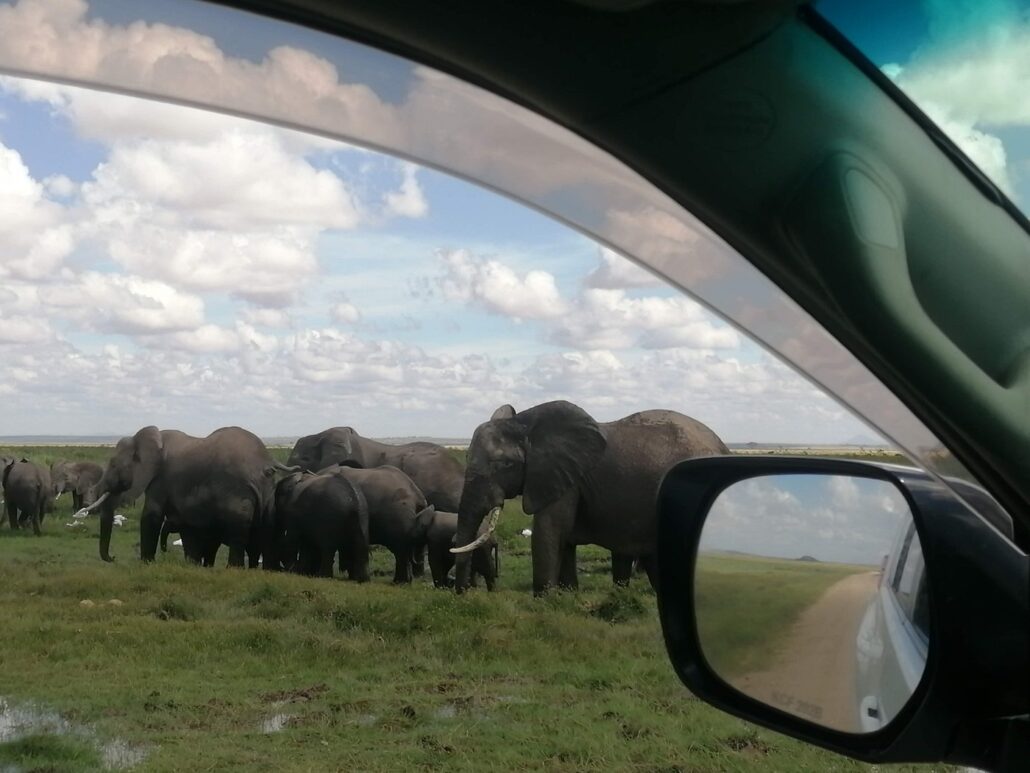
73;490;110;519
55;492;64;500
450;506;501;554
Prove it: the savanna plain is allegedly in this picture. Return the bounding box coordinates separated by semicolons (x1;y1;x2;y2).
0;445;947;772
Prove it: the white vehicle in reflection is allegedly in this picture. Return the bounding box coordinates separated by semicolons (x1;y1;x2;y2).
855;517;928;732
855;477;1013;732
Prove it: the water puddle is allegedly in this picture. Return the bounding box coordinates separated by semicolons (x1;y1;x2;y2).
433;703;457;719
261;713;295;733
0;697;149;769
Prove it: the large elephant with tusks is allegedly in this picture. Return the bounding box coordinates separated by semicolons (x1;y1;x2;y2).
79;426;290;566
452;401;729;595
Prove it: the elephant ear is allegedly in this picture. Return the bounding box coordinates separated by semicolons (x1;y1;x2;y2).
491;404;516;421
521;401;606;515
124;426;164;503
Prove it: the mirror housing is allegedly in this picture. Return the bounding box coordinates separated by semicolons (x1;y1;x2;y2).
656;456;1029;770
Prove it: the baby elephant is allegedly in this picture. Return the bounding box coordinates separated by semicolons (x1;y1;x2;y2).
2;459;53;535
274;471;370;581
413;508;497;591
51;460;103;513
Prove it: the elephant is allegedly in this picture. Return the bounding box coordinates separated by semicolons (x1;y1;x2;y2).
413;508;497;590
2;459;53;535
274;470;370;580
322;464;434;584
288;427;464;511
77;426;290;566
51;460;103;513
452;401;729;595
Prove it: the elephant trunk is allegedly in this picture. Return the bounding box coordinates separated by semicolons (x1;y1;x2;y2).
99;497;116;562
453;477;503;593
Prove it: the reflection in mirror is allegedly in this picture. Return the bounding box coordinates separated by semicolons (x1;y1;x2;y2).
695;474;927;734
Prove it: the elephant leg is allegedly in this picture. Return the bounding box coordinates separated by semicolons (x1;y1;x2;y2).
530;494;578;596
411;543;426;578
611;552;634;587
73;492;83;513
317;550;334;578
30;504;42;536
428;549;449;588
392;547;412;584
180;528;202;564
139;503;163;562
227;543;246;568
346;545;370;583
558;543;578;591
6;501;17;530
639;555;659;591
530;524;563;595
202;532;221;567
473;547;496;592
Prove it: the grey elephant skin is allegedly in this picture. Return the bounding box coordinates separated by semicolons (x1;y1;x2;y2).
323;464;433;583
51;460;103;512
274;471;370;580
90;426;282;566
288;427;464;511
413;508;497;590
2;459;53;535
454;401;729;595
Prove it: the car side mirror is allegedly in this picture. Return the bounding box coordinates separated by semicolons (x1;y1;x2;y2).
656;456;1029;771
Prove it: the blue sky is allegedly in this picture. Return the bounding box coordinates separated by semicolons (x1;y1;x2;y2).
0;0;1025;443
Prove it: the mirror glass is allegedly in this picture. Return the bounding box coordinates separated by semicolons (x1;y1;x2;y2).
695;474;927;734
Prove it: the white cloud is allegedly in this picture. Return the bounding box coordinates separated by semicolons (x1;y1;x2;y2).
0;314;54;343
437;248;568;320
329;301;361;324
553;288;739;351
46;272;205;334
0;140;75;280
584;246;659;289
383;162;428;219
882;10;1030;197
240;308;291;328
0;0;403;147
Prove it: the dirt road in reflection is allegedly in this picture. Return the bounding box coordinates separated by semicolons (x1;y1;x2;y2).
731;571;879;732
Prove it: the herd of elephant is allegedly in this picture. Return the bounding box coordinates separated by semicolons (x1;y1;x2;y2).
1;400;729;595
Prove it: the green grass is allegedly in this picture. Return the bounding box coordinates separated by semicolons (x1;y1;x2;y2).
695;553;871;679
0;446;939;771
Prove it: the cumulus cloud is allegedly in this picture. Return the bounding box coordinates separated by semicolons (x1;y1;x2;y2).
0;0;403;146
46;272;205;335
383;162;428;219
0;141;75;280
882;7;1030;197
552;288;739;351
437;248;568;320
584;247;659;289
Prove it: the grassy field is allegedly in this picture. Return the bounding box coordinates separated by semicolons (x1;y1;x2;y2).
0;445;938;772
694;553;873;679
